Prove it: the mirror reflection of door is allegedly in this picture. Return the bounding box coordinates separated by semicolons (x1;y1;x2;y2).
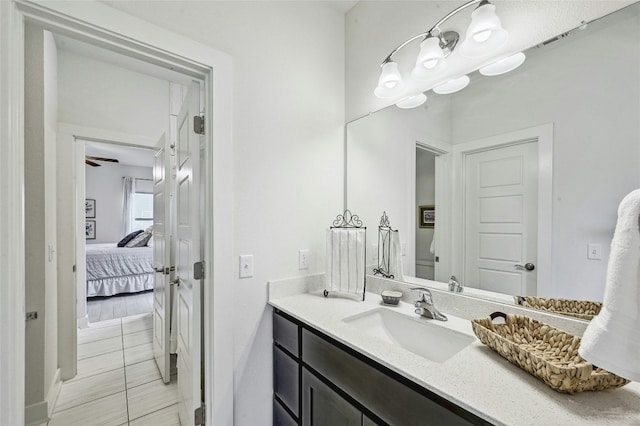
463;141;538;295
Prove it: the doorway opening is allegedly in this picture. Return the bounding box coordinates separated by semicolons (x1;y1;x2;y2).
415;147;438;280
23;21;206;426
82;140;157;323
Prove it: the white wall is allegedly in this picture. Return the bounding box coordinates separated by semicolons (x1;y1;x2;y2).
24;25;60;425
102;2;345;423
58;49;169;142
85;164;153;244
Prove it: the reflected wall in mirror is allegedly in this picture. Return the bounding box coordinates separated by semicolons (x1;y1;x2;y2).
346;3;640;305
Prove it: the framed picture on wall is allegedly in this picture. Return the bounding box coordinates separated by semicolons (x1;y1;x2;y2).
419;205;435;228
85;199;96;218
86;220;96;240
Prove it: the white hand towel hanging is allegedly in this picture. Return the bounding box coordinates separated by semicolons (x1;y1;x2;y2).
579;189;640;381
390;231;404;281
325;228;366;297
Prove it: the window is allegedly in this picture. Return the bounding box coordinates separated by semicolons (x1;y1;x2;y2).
132;192;153;231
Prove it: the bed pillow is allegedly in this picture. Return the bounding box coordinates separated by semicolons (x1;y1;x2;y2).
125;231;152;248
117;230;143;247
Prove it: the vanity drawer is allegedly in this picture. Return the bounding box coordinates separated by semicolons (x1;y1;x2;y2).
274;345;299;418
302;328;482;426
274;310;299;357
274;398;298;426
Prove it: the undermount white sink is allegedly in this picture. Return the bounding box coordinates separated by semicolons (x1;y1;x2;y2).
343;308;474;363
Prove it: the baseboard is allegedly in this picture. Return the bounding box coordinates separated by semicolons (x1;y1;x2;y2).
46;368;62;417
25;368;62;426
77;314;89;329
25;400;48;426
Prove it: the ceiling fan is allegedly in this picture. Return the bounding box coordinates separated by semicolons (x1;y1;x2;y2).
85;155;119;167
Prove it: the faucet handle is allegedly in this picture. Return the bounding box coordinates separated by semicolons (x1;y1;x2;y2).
409;287;433;304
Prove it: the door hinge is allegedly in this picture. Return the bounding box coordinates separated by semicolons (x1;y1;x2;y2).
194;115;205;135
194;404;205;425
194;261;205;280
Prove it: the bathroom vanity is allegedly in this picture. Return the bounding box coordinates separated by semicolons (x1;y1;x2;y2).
273;308;487;425
269;277;640;426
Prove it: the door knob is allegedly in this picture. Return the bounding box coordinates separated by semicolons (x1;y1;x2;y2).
515;263;535;271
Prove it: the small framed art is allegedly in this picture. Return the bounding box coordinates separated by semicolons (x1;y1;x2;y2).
85;199;96;218
86;220;96;240
418;205;435;229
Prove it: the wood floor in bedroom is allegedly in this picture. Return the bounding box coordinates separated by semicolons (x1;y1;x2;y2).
87;291;154;323
49;313;180;426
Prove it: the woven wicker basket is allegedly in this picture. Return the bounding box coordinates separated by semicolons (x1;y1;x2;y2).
471;312;629;394
514;296;602;320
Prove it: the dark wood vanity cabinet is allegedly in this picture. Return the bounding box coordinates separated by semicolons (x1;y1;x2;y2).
273;309;491;426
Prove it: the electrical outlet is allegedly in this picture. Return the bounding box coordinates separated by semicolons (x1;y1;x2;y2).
587;244;602;260
239;255;254;278
298;249;309;270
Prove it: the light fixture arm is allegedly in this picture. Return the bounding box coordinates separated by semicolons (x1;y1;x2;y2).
381;0;487;66
430;0;485;32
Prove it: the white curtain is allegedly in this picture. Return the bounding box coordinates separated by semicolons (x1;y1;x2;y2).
122;177;136;235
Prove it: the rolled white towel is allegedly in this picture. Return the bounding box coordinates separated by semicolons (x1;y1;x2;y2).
579;189;640;381
390;231;404;281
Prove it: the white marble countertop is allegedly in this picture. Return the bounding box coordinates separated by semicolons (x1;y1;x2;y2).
269;289;640;426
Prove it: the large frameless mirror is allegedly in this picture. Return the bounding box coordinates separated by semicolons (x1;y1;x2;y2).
346;2;640;315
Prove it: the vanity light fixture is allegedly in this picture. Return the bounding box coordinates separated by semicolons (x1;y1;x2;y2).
433;75;471;95
374;0;511;107
479;52;526;76
396;93;427;109
374;62;405;98
458;2;509;57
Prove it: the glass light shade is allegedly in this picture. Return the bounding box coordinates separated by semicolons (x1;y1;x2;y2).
432;75;470;95
374;62;405;98
396;93;427;109
479;52;526;76
378;62;402;89
416;36;445;70
459;3;509;57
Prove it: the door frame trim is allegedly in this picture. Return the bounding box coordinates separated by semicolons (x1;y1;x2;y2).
451;123;554;296
1;1;234;424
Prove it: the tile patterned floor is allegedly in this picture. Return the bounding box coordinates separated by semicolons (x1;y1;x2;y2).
49;313;180;426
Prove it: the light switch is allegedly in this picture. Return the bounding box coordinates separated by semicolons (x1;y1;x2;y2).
587;244;602;260
298;249;309;270
239;255;254;278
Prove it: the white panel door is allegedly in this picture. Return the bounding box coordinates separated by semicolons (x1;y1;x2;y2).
464;142;538;295
153;134;172;383
176;81;203;425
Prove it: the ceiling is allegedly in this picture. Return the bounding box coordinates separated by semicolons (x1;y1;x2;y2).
324;1;359;14
85;141;155;168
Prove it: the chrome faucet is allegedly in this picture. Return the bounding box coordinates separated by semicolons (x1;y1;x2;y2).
448;275;463;293
410;287;447;321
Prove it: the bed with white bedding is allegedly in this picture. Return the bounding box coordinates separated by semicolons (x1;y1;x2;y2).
86;243;154;297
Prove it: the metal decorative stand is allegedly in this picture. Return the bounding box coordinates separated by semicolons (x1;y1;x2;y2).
373;212;397;279
324;209;367;301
